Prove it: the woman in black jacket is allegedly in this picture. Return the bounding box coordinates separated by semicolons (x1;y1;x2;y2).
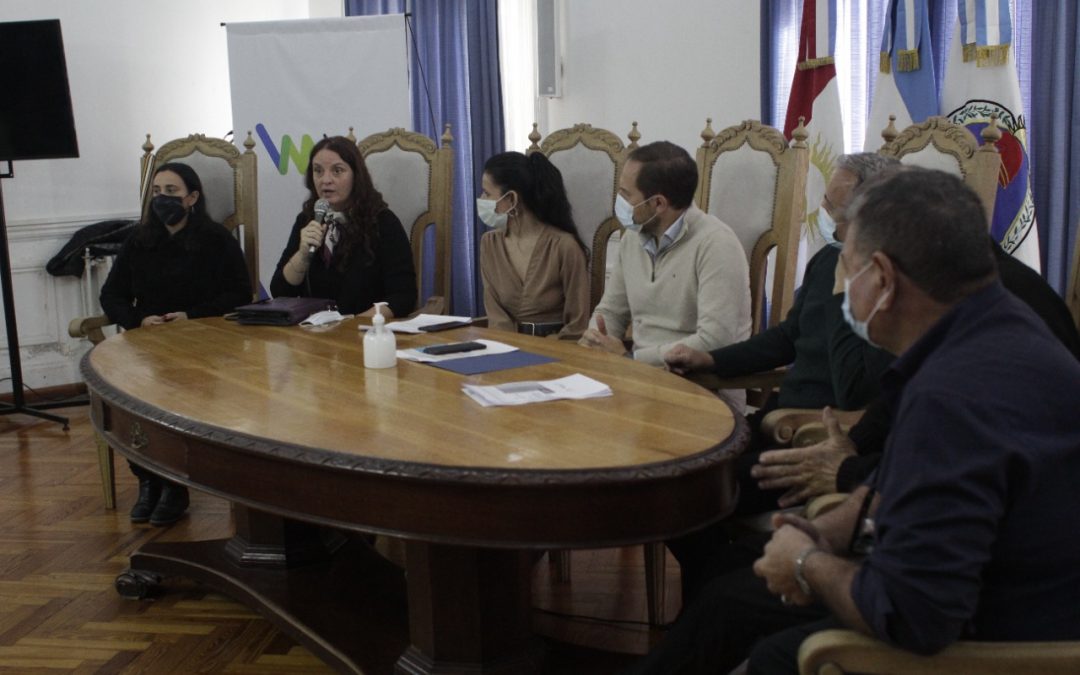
100;161;251;526
269;136;416;318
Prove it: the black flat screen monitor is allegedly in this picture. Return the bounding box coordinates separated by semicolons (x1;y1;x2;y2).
0;19;79;161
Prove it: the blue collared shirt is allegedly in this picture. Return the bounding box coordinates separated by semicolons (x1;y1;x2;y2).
851;281;1080;653
640;212;686;261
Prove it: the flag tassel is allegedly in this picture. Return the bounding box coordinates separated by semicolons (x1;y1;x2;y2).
796;55;835;71
897;49;920;72
963;42;1011;67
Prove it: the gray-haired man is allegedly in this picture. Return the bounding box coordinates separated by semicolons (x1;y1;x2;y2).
663;153;900;603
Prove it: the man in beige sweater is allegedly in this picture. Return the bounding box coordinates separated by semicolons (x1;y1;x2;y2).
579;141;751;396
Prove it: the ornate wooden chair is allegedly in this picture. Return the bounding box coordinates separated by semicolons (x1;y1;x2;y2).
524;122;677;623
759;407;865;449
799;629;1080;674
68;132;259;509
696;118;809;335
875;114;1001;225
351;125;454;315
688;118;810;401
526;121;641;313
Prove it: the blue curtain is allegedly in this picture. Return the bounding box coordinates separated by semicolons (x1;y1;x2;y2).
759;2;777;126
761;0;801;128
348;0;403;13
1030;2;1079;293
346;0;505;314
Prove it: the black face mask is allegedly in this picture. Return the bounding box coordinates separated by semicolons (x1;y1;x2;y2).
151;194;188;226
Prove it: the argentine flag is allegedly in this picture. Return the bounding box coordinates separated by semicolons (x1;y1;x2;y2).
866;0;938;150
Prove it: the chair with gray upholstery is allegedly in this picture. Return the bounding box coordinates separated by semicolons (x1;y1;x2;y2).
353;124;454;315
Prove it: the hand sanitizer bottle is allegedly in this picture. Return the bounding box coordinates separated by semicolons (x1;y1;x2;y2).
363;302;397;368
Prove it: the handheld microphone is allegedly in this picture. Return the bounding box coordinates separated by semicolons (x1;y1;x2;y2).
309;199;330;254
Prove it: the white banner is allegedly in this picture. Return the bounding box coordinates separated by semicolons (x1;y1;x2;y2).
227;16;410;292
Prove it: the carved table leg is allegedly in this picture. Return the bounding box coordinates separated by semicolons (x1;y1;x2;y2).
397;541;543;674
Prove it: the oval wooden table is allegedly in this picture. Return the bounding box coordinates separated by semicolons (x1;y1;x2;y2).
83;318;747;674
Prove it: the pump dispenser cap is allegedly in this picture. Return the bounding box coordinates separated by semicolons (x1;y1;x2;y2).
372;302;388;328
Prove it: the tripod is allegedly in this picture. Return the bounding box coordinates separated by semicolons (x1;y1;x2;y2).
0;163;70;430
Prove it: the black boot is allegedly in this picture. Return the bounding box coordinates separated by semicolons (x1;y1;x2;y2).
130;475;162;524
150;483;190;527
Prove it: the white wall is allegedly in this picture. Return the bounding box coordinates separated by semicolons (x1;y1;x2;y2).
1;0;325;224
531;0;761;154
0;0;340;393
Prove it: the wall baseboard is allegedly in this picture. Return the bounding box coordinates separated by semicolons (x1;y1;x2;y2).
0;382;88;406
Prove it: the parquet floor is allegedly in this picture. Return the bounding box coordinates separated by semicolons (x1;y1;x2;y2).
0;404;679;674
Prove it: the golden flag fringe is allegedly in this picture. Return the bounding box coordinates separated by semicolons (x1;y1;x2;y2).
897;49;920;72
962;42;1011;67
797;55;835;71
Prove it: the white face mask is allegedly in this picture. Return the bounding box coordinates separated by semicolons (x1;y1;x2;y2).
476;192;512;230
818;207;841;248
841;260;890;347
614;193;657;232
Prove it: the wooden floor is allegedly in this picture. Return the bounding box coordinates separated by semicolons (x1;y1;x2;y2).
0;404;679;674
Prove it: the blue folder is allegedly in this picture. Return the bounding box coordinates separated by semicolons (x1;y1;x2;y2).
429;350;555;375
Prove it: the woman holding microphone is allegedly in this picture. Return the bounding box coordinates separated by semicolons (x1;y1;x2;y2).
270;136;416;318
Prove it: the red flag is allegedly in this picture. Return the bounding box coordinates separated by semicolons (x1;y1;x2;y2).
783;0;846;281
784;0;838;138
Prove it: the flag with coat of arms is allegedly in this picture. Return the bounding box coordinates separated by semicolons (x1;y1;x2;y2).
865;0;939;149
942;0;1040;271
783;0;846;282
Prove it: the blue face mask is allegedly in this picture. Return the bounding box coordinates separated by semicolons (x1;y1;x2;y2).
841;260;890;347
818;207;841;248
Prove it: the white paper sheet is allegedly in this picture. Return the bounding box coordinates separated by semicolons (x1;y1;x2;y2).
462;374;612;407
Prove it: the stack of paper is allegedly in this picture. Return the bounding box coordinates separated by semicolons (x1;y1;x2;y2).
462;374;612;407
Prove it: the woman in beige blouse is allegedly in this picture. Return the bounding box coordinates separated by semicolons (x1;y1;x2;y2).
477;151;590;337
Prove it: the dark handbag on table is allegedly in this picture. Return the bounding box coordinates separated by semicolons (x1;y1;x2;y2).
234;297;334;326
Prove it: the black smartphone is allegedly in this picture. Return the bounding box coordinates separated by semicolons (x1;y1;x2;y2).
423;341;485;355
419;321;471;332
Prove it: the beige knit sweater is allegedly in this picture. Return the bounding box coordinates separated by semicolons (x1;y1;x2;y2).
593;204;751;368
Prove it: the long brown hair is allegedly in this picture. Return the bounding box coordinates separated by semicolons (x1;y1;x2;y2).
303;136;387;264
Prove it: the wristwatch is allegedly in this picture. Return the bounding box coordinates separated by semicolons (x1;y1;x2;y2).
795;546;825;597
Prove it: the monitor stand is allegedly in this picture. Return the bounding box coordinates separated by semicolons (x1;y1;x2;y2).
0;163;70;430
